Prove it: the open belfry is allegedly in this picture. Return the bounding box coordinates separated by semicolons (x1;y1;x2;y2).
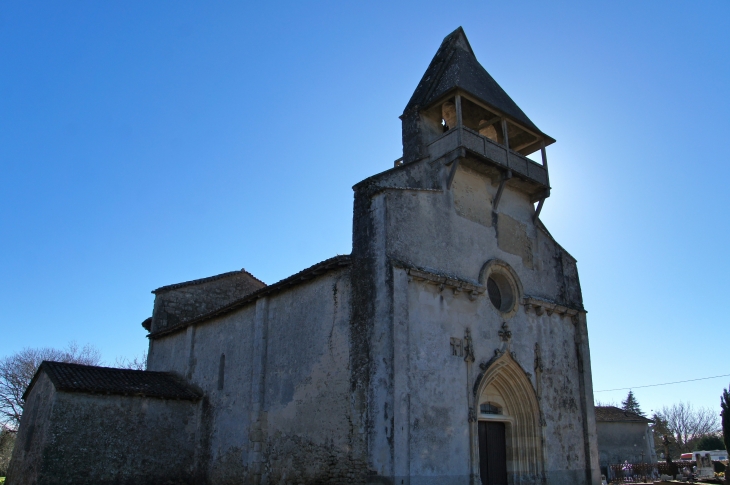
8;28;600;485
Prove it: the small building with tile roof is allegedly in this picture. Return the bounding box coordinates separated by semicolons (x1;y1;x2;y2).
594;406;657;468
8;27;601;485
7;362;201;485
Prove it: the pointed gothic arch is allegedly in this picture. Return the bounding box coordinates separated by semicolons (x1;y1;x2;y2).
474;351;544;483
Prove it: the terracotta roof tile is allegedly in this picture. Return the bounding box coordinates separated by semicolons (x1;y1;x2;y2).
594;406;652;423
26;361;201;401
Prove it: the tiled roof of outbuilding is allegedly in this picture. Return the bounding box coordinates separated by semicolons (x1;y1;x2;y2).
594;406;652;423
24;361;201;401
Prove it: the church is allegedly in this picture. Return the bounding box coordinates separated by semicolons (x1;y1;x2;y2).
8;28;601;485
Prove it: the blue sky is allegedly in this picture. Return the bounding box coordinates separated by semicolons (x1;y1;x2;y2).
1;1;728;416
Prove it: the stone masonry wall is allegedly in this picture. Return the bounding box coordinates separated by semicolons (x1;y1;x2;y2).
151;271;265;333
7;383;201;485
147;267;363;484
596;421;656;466
6;374;56;485
186;304;257;485
352;155;600;484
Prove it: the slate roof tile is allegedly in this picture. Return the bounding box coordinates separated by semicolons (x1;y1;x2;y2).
404;27;552;142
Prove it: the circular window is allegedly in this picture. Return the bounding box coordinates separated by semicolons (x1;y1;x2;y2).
487;273;515;313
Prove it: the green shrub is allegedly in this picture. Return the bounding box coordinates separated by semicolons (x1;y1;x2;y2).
695;434;726;451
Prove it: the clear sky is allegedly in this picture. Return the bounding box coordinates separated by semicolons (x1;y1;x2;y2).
1;2;728;418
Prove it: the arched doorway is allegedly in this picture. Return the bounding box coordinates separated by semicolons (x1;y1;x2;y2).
474;352;544;485
479;418;508;485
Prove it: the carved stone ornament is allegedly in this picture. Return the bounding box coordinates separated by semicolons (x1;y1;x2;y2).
522;296;581;317
404;266;485;298
498;322;512;342
534;343;544;373
468;407;477;423
463;328;475;362
450;337;464;357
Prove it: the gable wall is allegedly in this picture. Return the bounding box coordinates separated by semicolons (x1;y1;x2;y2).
384;163;574;304
356;158;599;484
150;272;265;333
596;421;656;466
6;373;56;485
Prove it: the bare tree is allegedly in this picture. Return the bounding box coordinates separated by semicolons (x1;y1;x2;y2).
113;352;147;371
0;342;102;430
657;402;721;453
650;412;681;460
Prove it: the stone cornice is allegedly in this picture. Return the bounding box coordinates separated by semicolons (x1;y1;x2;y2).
392;258;485;300
392;259;585;314
522;296;585;316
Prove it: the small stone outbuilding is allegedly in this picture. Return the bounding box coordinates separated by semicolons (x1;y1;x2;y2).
8;27;601;485
7;362;202;485
594;406;657;468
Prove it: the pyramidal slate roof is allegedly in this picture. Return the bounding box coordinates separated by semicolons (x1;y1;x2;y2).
404;27;547;137
25;361;201;401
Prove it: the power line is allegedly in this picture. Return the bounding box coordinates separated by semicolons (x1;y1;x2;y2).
595;374;730;393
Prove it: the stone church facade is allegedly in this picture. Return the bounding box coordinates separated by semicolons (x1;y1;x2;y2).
8;28;601;485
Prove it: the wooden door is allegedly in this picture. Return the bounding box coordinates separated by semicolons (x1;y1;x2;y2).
478;421;508;485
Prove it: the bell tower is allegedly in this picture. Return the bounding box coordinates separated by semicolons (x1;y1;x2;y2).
400;27;554;210
351;27;599;485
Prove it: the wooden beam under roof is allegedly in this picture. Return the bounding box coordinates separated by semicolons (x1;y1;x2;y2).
458;90;553;145
516;139;545;157
511;136;539;153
